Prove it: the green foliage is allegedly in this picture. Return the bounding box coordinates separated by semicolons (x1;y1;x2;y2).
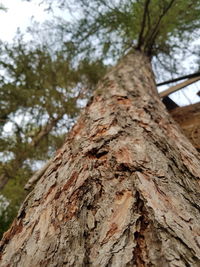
47;0;200;68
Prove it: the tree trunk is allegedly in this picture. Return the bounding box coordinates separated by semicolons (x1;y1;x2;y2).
0;51;200;267
170;102;200;151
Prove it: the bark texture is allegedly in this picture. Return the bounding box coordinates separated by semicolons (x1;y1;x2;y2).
170;102;200;151
1;51;200;267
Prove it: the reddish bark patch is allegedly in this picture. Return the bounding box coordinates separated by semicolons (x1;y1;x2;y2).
93;124;110;137
64;198;78;221
102;223;118;244
117;97;131;106
115;146;133;165
63;171;79;191
54;189;62;200
45;183;57;199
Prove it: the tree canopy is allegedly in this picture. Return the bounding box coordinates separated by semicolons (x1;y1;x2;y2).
49;0;200;70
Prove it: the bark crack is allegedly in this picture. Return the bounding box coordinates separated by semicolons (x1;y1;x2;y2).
133;192;151;267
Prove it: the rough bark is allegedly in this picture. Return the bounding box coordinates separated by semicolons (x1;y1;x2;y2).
170;102;200;151
0;51;200;267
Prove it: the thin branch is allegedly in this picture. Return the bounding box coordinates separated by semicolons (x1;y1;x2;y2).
137;0;151;49
144;0;176;53
157;71;200;86
30;113;64;147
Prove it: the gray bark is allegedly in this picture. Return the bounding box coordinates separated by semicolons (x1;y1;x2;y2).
0;51;200;267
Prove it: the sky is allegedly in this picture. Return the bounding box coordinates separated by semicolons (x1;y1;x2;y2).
0;0;199;106
0;0;50;42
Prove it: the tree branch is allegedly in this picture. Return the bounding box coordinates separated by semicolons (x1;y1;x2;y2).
144;0;176;54
137;0;151;49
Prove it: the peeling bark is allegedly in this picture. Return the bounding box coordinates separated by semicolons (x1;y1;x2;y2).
0;51;200;267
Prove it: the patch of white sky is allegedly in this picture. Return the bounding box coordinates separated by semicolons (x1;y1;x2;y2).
0;0;199;108
0;0;48;41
